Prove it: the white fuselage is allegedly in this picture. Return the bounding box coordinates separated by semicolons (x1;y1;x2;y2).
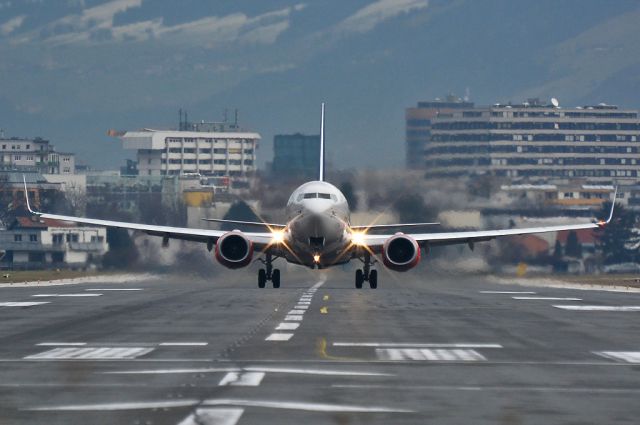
282;181;352;268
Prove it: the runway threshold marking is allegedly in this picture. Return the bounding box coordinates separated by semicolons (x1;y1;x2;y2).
177;408;244;425
265;333;293;341
553;305;640;311
513;296;582;301
275;322;299;330
24;347;155;360
218;371;265;386
376;348;487;361
0;302;50;307
594;351;640;363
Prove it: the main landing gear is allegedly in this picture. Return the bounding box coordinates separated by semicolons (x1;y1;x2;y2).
258;253;280;289
355;253;377;289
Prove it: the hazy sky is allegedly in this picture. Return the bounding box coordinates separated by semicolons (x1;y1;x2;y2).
1;0;639;170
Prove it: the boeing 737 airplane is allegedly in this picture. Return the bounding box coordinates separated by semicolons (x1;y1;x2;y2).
24;104;615;289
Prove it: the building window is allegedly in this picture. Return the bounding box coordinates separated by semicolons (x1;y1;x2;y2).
14;234;22;242
29;234;38;242
52;234;63;244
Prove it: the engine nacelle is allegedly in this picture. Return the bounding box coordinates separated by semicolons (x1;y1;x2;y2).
382;233;421;272
215;231;253;269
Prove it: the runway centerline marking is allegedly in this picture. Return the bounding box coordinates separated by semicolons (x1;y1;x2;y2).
218;371;265;386
103;366;391;377
275;322;299;331
333;342;503;348
85;288;142;291
159;342;208;346
265;333;293;341
480;291;536;294
553;305;640;311
201;398;413;413
37;342;87;346
32;293;102;297
513;296;582;301
376;348;487;361
0;302;50;307
595;351;640;363
177;408;244;425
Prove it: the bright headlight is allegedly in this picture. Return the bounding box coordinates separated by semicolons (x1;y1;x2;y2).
271;230;285;244
351;231;366;246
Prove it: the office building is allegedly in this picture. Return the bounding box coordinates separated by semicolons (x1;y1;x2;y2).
0;136;75;174
272;133;320;179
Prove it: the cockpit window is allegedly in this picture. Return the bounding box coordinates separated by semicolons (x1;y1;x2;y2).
303;193;317;199
318;193;331;199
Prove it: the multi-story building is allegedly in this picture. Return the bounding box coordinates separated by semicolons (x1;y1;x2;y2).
272;133;320;179
406;96;474;169
119;121;260;178
0;136;75;174
424;99;640;182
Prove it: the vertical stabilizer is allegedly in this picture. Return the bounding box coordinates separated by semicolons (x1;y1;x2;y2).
319;103;325;181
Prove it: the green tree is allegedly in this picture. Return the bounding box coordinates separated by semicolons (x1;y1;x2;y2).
564;231;583;258
222;201;261;231
392;193;437;223
596;202;637;264
553;239;563;259
339;181;358;211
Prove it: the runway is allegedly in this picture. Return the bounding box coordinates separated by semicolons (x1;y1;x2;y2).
1;267;639;424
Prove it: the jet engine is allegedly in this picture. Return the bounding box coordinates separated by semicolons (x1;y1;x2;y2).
215;231;253;269
382;233;421;271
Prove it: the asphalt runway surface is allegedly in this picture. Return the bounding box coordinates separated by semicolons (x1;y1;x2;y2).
1;267;639;424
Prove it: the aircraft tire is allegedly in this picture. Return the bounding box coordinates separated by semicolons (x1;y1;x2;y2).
258;269;267;288
355;269;364;289
272;269;281;288
369;270;378;289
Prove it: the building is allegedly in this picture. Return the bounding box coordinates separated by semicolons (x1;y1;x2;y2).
0;172;63;217
424;99;640;182
119;118;260;179
0;216;108;270
0;136;75;174
406;96;474;169
499;184;616;207
272;133;320;179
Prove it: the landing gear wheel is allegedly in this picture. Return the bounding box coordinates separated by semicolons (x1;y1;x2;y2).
355;269;364;289
369;269;378;289
258;269;266;288
272;269;281;288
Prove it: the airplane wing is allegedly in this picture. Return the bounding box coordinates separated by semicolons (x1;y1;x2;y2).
351;222;439;231
359;197;615;249
22;178;274;248
201;218;286;229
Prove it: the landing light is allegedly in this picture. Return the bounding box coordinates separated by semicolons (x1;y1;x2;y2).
351;231;366;246
271;230;285;244
313;254;321;263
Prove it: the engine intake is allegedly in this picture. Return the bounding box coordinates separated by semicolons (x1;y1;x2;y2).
382;234;421;272
215;231;253;269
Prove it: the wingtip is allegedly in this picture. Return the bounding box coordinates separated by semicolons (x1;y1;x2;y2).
22;174;39;215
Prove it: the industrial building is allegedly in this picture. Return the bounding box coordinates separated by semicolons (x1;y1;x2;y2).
0;136;75;174
420;99;640;182
272;133;320;179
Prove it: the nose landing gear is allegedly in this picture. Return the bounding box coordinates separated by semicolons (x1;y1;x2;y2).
258;253;281;288
355;253;377;289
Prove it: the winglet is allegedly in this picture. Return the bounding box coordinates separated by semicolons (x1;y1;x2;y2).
22;175;39;215
319;102;325;182
597;186;617;226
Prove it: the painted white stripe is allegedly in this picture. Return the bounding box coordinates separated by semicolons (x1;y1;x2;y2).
275;322;299;331
376;348;486;362
201;398;412;413
24;347;154;360
480;291;536;294
333;342;502;348
37;342;87;346
0;302;50;307
27;400;200;411
159;342;208;346
85;288;142;291
32;293;102;297
595;351;640;363
553;305;640;311
297;302;311;305
513;296;582;301
284;315;303;321
265;333;293;341
310;278;326;290
218;372;265;386
104;368;240;375
288;310;306;315
178;408;244;425
104;367;390;376
294;305;309;310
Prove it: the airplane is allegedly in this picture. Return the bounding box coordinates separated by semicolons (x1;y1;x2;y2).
23;104;615;289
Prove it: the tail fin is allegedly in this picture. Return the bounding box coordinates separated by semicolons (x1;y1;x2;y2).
319;102;325;182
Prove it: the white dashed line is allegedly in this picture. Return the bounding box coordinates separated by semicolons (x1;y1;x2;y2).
27;400;200;411
376;348;487;361
513;297;582;301
480;291;537;294
333;342;503;348
297;302;311;305
24;347;154;360
37;342;87;346
553;305;640;311
284;315;303;321
159;342;208;346
0;302;50;307
218;372;265;386
288;310;306;315
294;305;309;309
200;398;413;413
265;333;293;341
595;351;640;363
32;294;102;297
178;408;244;425
85;288;142;291
275;322;299;331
